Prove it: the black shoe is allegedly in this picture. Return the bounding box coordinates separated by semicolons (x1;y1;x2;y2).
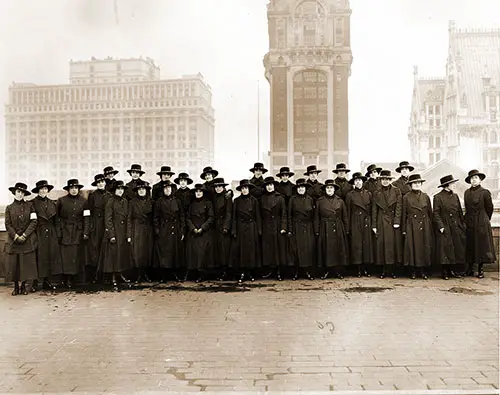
391;273;397;279
238;273;244;284
442;272;449;280
336;273;344;279
144;274;152;282
249;275;255;282
478;264;484;279
306;272;314;280
261;271;272;279
195;277;204;283
43;279;56;290
20;283;28;295
379;273;385;279
410;272;416;279
365;270;372;277
11;284;19;296
292;273;298;281
218;272;226;281
450;270;461;278
277;273;283;281
321;272;329;280
422;273;428;280
120;274;130;283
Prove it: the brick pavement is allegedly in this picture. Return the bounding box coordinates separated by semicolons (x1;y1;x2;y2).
0;276;498;394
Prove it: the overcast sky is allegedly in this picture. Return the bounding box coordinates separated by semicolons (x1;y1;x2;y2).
1;0;499;203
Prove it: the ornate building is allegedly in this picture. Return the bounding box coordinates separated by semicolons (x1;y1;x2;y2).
409;21;500;193
5;57;215;189
263;0;353;177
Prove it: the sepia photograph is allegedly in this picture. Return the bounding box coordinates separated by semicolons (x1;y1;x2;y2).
0;0;499;393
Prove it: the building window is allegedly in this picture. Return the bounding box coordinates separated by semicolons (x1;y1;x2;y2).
429;153;434;164
303;21;316;46
435;105;440;115
335;18;344;46
429;119;434;127
435;136;441;147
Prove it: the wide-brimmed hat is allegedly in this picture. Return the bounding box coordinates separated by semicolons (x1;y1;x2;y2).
161;180;176;188
200;166;219;179
294;178;311;189
378;170;394;179
9;182;31;196
192;183;206;193
133;180;152;192
110;180;128;192
365;164;382;177
63;179;84;191
276;166;294;178
103;166;119;176
321;179;340;191
174;172;194;185
250;162;268;173
127;164;145;176
236;179;255;191
213;177;229;187
395;161;415;173
465;169;486;184
407;174;425;184
91;174;106;187
304;165;322;176
262;176;279;187
32;180;54;193
333;163;351;174
156;166;175;176
438;174;459;188
348;172;367;184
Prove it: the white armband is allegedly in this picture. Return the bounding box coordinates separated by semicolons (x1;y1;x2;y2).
83;209;91;217
30;212;37;220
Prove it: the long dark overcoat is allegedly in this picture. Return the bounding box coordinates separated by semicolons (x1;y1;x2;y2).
346;188;373;265
56;194;90;276
288;194;316;269
306;180;323;202
153;195;185;269
433;189;466;266
128;195;154;268
371;185;403;265
260;191;287;268
249;176;265;200
334;177;353;201
315;194;348;268
100;195;130;273
186;198;214;270
464;185;496;265
88;189;110;267
32;196;60;278
365;178;381;194
277;181;294;206
213;191;232;268
402;190;434;267
392;176;411;196
153;180;177;201
230;194;262;269
175;187;192;213
126;179;151;200
4;200;38;282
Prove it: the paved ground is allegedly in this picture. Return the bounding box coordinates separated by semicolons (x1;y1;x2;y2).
0;275;498;394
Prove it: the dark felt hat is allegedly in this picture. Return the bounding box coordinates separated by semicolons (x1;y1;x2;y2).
174;172;194;185
407;174;426;184
365;164;383;177
103;166;119;176
395;161;415;173
304;165;322;176
276;166;294;178
294;178;311;189
192;183;206;193
32;180;54;193
262;176;279;187
63;179;84;191
133;180;152;192
438;174;459;188
200;166;219;179
109;180;128;192
236;179;255;192
333;163;351;174
348;172;367;184
91;174;106;187
213;177;229;187
465;169;486;184
378;170;394;179
127;164;145;176
321;179;340;191
250;162;268;173
157;166;175;176
9;182;31;196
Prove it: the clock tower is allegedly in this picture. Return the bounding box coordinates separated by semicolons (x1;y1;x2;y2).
264;0;353;176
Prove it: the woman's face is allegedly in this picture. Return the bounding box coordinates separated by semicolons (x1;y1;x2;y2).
354;179;363;189
138;187;147;197
401;168;410;177
308;172;318;181
179;179;188;188
215;185;224;194
69;186;79;196
161;174;170;181
280;175;289;182
130;171;140;180
266;183;275;192
297;186;306;195
411;181;422;191
241;186;249;195
380;178;390;187
14;190;25;201
115;187;125;197
448;182;457;191
96;180;106;190
195;190;203;199
470;175;481;187
370;170;379;179
253;169;263;178
325;186;335;196
205;173;214;182
38;187;49;198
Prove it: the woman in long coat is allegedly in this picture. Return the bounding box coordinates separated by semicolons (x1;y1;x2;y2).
101;181;131;290
212;178;233;280
185;184;215;282
402;174;434;279
371;170;403;278
88;174;110;283
287;178;316;280
464;169;496;278
128;181;154;283
4;182;38;295
31;180;59;291
345;172;373;277
55;179;90;288
153;180;186;282
433;175;466;279
260;176;287;280
231;179;262;283
315;179;349;279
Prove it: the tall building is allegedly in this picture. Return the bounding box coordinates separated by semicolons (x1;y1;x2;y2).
5;57;215;189
263;0;353;177
409;21;500;192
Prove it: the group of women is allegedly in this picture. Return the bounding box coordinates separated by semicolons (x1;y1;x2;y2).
3;160;496;295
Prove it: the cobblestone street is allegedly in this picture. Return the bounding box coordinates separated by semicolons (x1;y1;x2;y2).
0;276;498;394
